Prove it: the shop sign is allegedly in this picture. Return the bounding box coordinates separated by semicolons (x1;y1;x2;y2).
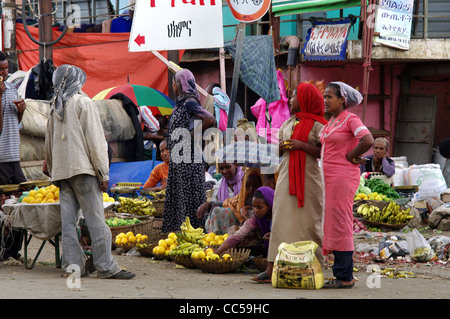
129;0;224;51
301;19;351;61
373;0;414;50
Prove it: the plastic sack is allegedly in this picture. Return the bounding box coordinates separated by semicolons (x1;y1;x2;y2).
408;164;448;200
19;99;51;137
272;241;323;289
428;236;450;261
406;229;436;262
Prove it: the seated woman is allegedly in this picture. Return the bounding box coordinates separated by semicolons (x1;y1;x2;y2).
360;137;395;177
143;139;169;192
214;186;274;257
197;167;262;235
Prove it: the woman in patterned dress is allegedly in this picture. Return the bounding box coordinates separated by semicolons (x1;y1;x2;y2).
162;69;215;233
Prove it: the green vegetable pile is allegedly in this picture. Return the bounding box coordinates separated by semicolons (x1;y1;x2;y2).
364;179;401;199
105;217;142;227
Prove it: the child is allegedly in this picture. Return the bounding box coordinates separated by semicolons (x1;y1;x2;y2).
200;169;263;235
214;186;274;257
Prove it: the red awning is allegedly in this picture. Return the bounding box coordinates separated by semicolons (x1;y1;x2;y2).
16;23;183;98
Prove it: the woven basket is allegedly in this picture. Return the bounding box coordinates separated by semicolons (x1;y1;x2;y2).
110;218;155;240
114;242;136;252
354;200;409;230
193;248;250;274
173;255;197;268
151;200;165;218
114;213;152;220
150;218;163;236
140;232;171;259
361;218;408;230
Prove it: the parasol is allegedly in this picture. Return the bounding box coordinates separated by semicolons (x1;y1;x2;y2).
93;84;175;117
214;140;281;168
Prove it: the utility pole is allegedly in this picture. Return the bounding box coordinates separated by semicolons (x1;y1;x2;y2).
39;0;54;60
2;0;18;72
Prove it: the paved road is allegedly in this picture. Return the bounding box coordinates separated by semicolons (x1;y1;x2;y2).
1;231;448;301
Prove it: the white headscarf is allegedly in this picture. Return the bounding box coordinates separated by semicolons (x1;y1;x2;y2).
330;81;363;108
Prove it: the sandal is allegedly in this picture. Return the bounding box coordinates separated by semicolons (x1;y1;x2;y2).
250;272;272;283
323;278;355;289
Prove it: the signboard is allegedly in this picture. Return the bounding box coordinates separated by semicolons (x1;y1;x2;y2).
129;0;224;52
226;0;271;22
301;19;351;61
373;0;414;50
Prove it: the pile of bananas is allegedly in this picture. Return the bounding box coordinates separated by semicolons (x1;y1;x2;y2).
144;189;166;200
117;196;156;216
176;216;206;246
357;201;413;225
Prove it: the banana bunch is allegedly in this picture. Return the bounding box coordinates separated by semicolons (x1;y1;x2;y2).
177;216;206;246
168;242;203;257
117;196;156;216
145;189;166;200
357;202;413;225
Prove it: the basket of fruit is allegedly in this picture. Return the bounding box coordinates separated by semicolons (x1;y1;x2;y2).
116;196;157;218
114;231;149;251
356;201;412;230
192;248;250;274
148;232;178;260
108;217;155;241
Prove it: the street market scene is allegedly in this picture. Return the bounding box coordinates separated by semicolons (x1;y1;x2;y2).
0;0;449;306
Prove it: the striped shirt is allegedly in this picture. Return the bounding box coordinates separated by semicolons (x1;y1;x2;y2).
0;82;20;163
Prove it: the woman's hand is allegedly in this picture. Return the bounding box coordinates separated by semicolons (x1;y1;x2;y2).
262;232;270;241
346;153;367;165
196;201;213;219
346;134;373;165
280;139;304;151
240;205;251;220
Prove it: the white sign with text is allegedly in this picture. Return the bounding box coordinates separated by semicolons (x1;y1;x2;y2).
129;0;224;51
373;0;414;50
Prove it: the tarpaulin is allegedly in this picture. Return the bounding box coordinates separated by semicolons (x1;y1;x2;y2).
272;0;361;16
16;23;184;98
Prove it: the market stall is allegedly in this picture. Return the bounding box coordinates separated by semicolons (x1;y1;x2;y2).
2;202;61;270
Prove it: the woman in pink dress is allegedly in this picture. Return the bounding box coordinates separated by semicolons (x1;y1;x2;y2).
320;82;374;288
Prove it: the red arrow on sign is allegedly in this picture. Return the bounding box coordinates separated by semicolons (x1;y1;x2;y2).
134;34;146;46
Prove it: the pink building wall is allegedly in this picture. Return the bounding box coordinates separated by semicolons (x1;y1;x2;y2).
293;62;406;156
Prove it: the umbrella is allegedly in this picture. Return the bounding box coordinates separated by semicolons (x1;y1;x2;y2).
214;141;281;168
93;84;175;117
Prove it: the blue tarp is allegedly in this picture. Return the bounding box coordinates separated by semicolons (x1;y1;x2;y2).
109;160;162;190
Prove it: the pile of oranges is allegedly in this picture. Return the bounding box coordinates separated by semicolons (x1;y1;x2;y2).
21;185;59;204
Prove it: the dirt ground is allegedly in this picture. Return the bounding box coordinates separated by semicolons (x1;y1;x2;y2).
0;226;448;308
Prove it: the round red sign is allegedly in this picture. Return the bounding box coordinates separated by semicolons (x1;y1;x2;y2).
226;0;271;22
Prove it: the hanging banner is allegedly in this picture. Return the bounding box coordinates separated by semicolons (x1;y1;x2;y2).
301;19;351;61
129;0;224;52
373;0;414;50
225;0;271;22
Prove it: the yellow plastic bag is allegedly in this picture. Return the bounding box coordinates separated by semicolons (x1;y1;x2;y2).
272;241;323;289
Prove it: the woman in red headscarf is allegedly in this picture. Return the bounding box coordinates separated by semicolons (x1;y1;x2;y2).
251;82;327;283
